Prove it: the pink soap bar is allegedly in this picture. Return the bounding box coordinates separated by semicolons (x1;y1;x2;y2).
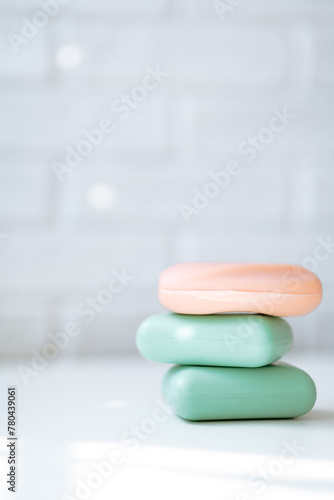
158;263;322;316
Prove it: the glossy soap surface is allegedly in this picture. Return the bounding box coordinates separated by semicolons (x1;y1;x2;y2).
158;262;322;316
162;363;317;421
136;313;293;367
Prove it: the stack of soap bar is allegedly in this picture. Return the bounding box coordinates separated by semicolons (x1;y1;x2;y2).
136;262;322;421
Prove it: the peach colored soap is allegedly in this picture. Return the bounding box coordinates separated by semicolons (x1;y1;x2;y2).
158;263;322;316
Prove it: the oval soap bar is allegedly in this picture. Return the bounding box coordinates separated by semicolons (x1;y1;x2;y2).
158;262;322;316
137;313;293;367
162;363;316;421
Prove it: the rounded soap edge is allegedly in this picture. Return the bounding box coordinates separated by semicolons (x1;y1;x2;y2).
292;367;317;417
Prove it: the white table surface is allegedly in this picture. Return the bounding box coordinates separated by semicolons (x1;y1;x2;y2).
0;349;333;500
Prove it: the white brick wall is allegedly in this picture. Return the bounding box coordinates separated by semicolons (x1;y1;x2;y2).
0;0;333;354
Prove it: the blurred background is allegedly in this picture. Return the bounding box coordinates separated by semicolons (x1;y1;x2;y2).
1;3;334;499
0;0;333;356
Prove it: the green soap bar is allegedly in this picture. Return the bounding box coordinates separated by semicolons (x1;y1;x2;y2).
136;313;293;367
162;363;317;421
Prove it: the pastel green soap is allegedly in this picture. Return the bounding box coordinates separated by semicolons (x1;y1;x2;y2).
162;363;317;421
136;313;293;368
